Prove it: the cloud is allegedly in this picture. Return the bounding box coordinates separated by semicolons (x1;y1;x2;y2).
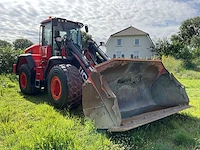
0;0;199;44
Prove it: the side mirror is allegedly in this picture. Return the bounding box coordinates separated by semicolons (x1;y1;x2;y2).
85;25;88;33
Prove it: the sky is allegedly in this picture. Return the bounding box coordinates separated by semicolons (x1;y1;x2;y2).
0;0;200;45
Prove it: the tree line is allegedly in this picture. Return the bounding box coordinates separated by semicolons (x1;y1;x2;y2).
151;16;200;69
0;38;34;50
0;38;34;74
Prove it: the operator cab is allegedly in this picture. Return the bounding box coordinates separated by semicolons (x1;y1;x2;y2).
40;17;83;56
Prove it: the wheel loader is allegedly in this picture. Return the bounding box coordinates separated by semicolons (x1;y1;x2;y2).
13;17;190;132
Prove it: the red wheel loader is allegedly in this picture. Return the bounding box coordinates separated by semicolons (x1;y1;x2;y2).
13;17;190;132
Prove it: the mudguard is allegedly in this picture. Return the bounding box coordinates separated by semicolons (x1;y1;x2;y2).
15;54;35;75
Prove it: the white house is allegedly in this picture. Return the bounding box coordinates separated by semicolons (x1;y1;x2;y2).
106;26;156;59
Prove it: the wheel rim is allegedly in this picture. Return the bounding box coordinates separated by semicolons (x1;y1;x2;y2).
20;72;27;89
51;76;62;101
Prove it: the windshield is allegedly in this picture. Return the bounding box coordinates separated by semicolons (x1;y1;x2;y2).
53;21;82;49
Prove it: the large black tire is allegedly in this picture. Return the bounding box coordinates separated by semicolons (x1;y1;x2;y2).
19;64;38;95
47;64;82;109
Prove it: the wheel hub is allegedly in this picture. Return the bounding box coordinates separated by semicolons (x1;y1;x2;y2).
51;76;62;100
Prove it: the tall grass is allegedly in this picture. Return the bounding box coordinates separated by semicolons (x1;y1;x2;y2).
162;56;200;79
0;74;120;150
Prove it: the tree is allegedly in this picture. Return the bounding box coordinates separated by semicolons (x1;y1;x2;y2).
191;36;200;59
150;38;172;59
170;39;185;59
169;17;200;68
0;40;11;48
152;17;200;69
172;16;200;46
13;38;33;50
81;31;92;49
190;35;200;48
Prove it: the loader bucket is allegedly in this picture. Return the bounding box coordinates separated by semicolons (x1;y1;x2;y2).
82;58;190;132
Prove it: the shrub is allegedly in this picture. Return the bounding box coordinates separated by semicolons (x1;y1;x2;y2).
162;56;200;79
162;56;183;74
0;46;23;74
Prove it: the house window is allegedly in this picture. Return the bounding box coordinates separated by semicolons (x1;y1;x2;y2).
116;51;122;58
113;54;116;58
122;54;124;58
117;39;122;46
134;39;140;46
134;51;139;58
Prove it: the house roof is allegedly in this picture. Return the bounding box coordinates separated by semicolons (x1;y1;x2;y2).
111;26;148;37
106;26;153;47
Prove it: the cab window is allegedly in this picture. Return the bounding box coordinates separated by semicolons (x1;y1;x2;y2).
42;23;52;46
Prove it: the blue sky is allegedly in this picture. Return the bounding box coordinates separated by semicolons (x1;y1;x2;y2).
0;0;199;44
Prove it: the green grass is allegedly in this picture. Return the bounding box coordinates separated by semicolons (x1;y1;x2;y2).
179;79;200;117
0;74;119;150
107;113;200;150
0;61;200;150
